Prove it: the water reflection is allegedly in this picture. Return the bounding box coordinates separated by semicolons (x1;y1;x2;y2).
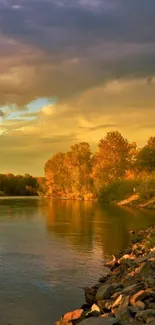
0;197;154;325
42;199;155;257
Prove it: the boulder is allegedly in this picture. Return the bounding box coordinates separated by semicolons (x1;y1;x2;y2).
62;309;83;322
130;290;148;306
115;307;131;322
112;295;129;310
122;284;142;295
91;305;101;314
55;321;72;325
135;252;155;264
134;301;145;310
85;287;97;305
96;285;114;301
136;309;155;323
97;300;113;312
99;268;112;283
78;317;119;325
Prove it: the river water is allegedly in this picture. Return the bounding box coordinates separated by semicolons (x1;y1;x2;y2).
0;197;154;325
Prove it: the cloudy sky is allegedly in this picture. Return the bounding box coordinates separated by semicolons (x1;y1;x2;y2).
0;0;155;175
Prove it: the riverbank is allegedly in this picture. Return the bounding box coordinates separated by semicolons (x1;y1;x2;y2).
55;224;155;325
117;195;155;209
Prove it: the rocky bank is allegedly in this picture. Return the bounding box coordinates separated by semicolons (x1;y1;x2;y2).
55;225;155;325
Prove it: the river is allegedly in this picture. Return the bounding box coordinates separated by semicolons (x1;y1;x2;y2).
0;197;154;325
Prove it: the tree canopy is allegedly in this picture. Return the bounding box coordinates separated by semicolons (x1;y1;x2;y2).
44;132;155;199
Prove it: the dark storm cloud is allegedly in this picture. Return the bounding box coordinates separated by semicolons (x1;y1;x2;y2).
1;0;155;49
0;0;155;107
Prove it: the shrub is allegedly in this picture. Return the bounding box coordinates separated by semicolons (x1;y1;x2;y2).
99;179;141;203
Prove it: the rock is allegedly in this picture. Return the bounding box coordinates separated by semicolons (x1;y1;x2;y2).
130;290;148;306
122;284;142;295
97;300;113;312
81;304;91;311
91;305;101;314
146;317;155;324
99;268;112;283
96;285;114;301
129;320;146;325
63;309;84;322
135;262;153;277
136;310;155;323
112;295;129;311
55;321;72;325
112;283;124;291
135;252;155;264
111;292;121;300
145;277;155;288
112;295;123;308
101;314;115;318
78;317;119;325
97;300;108;313
145;299;155;309
85;287;97;305
128;306;141;316
134;301;145;310
122;276;137;287
150;292;155;299
105;301;114;311
115;307;131;322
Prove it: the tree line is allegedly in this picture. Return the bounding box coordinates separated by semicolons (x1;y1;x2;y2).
0;173;40;196
44;131;155;200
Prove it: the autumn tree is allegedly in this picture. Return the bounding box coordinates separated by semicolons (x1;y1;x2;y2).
45;152;70;197
92;131;130;191
67;142;92;195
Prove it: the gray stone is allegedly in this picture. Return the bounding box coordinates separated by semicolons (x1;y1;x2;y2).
122;284;141;295
115;307;131;322
99;268;112;283
136;310;155;322
135;252;155;264
128;306;140;315
78;317;119;325
150;292;155;299
96;285;114;301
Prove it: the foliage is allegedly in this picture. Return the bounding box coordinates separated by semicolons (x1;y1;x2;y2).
137;174;155;201
137;137;155;172
44;131;155;200
92;132;131;191
98;179;141;203
45;142;92;198
0;173;40;196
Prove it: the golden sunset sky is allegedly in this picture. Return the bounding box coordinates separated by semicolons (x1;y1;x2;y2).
0;0;155;175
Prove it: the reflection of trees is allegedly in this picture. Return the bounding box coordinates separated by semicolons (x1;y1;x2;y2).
0;197;39;220
41;200;155;257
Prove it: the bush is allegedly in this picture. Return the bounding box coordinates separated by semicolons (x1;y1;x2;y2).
138;175;155;201
99;179;141;203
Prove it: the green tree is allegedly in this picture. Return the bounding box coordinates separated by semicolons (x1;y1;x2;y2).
137;137;155;172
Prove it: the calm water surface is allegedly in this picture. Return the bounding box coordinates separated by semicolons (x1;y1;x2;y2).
0;197;154;325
